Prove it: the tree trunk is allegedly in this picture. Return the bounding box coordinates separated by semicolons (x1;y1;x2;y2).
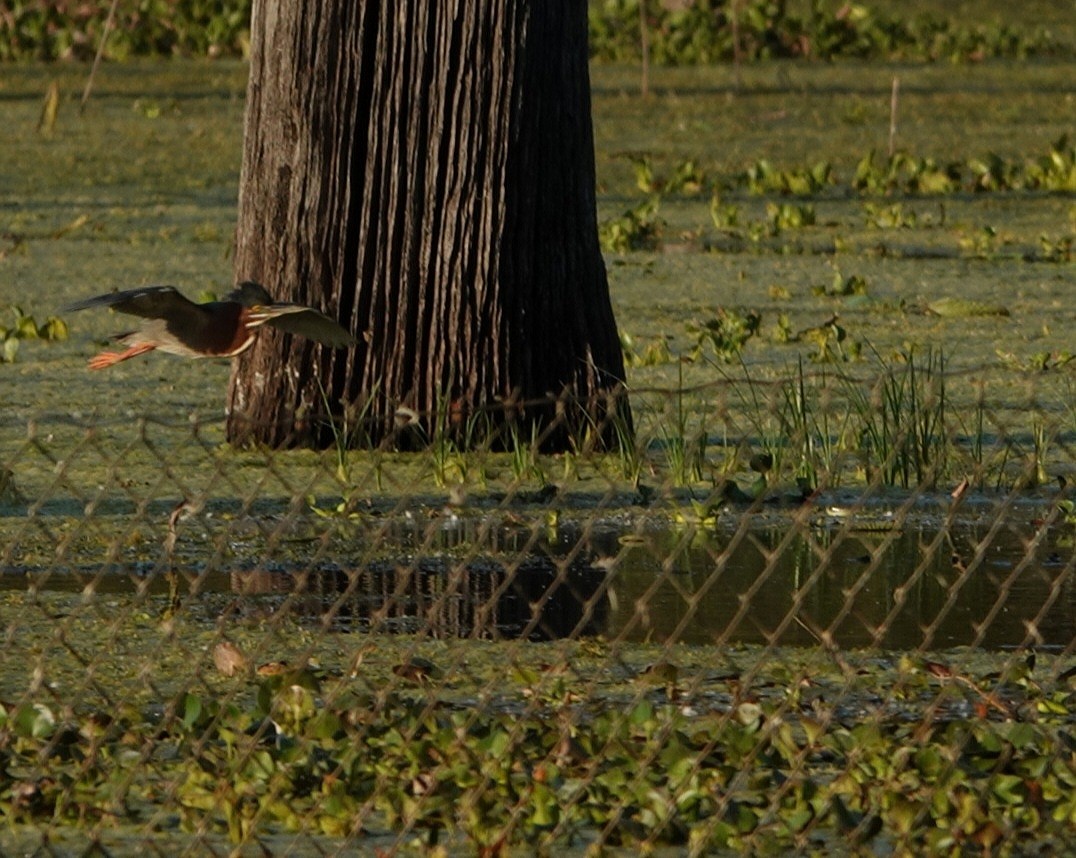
226;0;630;451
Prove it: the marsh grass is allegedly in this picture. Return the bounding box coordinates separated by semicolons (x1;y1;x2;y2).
1027;417;1058;489
841;347;947;489
660;359;707;486
608;404;643;485
629;347;964;497
314;377;384;490
303;347;1061;506
960;380;991;489
426;393;461;488
775;358;852;490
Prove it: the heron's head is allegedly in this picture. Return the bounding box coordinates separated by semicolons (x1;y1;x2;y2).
227;281;274;307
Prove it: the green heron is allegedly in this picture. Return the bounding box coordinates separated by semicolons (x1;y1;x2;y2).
64;281;355;370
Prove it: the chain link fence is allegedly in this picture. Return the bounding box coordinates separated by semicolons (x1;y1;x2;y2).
0;363;1074;856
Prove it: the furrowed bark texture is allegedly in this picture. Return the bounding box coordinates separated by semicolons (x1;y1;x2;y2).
227;0;629;449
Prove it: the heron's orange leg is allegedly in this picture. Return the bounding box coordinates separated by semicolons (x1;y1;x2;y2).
87;343;156;370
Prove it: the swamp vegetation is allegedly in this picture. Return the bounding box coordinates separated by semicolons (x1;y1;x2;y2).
0;5;1075;852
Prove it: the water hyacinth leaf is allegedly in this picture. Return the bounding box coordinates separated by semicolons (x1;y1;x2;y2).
180;693;204;731
1036;697;1070;716
511;665;541;686
1005;721;1037;750
13;311;37;339
991;774;1027;805
528;781;559;828
275;684;317;732
801;717;826;745
735;701;762;728
482;728;511;760
37;316;69;341
630;698;654;727
728;801;759;834
306;709;343;741
13;702;55;739
914;745;946;778
783;802;814;834
599;196;663;252
972;723;1004;754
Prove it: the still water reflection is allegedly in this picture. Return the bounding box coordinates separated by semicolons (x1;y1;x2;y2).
5;515;1073;651
589;522;1073;650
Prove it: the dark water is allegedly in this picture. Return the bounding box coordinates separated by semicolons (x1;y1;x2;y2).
595;521;1074;650
5;512;1071;651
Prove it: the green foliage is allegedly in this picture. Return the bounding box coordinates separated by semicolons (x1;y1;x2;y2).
863;201;918;229
776;359;848;488
506;421;548;486
709;194;740;229
1023;134;1076;192
814;270;869;298
0;305;67;363
854;140;1076;195
599;196;663;252
957;225;1005;259
745;159;833;196
618;142;1076;235
853;150;961;195
0;0;253;61
790;314;862;364
2;657;1072;851
590;0;739;65
766;201;816;232
1038;233;1073;263
686;308;761;363
620;330;673;367
4;2;1068;63
588;0;1069;65
630;155;707;195
844;347;948;488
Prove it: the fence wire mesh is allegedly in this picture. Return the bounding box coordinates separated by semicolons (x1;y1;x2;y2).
1;365;1074;856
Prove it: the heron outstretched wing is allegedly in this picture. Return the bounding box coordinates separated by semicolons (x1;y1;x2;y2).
246;304;356;349
63;286;208;326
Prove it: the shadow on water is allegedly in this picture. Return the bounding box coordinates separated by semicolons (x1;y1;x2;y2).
222;555;611;642
3;515;1072;651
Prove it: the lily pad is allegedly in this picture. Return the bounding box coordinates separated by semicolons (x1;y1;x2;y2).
926;297;1010;317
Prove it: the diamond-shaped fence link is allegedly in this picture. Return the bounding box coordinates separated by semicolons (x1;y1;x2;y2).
0;364;1074;855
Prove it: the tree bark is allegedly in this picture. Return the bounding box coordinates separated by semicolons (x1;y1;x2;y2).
227;0;630;450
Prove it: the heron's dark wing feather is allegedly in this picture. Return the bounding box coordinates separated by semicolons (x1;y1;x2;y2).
247;304;356;349
63;286;205;324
